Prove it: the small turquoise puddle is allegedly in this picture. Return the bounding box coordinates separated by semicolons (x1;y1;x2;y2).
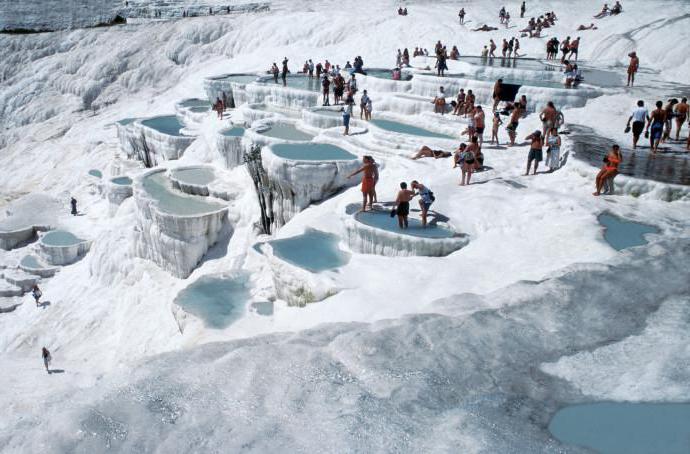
42;230;82;246
141;116;186;137
174;274;249;329
20;255;46;269
141;172;225;216
88;169;102;178
170;168;215;186
598;213;659;251
222;126;245;137
179;98;209;108
258;123;315;141
117;118;137;126
355;210;455;239
111;176;132;185
189;106;210;113
549;402;690;454
271;143;357;161
370;119;453;139
268;230;350;273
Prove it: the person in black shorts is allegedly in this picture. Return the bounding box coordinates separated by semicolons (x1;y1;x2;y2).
394;182;415;229
626;100;649;149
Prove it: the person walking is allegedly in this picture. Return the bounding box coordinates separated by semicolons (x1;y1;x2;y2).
411;180;434;228
70;197;77;216
32;284;42;307
342;93;354;135
42;347;52;374
625;100;649;149
627;51;639;87
520;1;526;18
525;130;544;175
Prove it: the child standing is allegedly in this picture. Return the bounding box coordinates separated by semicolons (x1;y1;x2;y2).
491;111;503;144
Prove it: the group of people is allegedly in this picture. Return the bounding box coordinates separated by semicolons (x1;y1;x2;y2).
625;98;689;152
269;57;290;86
396;7;408;16
432;41;461;77
545;36;581;62
482;37;522;58
520;11;558;38
594;2;623;18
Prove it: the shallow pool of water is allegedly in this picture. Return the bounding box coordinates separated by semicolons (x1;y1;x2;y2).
88;169;102;178
364;68;413;81
174;274;249;329
263;75;321;92
189;106;211;113
141;172;225;216
355;210;455;239
179;98;209;108
371;119;453;139
222;126;245;137
111;176;132;185
141;116;186;137
271;143;357;161
42;230;82;246
208;74;258;84
20;255;45;269
269;230;350;273
549;402;690;454
258;123;315;141
170;168;216;186
598;213;659;250
117;118;137;126
311;109;343;118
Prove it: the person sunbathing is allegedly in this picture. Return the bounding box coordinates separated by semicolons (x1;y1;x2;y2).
594;4;609;18
577;23;598;30
412;146;451;160
473;24;499;32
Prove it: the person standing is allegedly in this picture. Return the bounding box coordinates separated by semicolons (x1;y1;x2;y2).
461;137;479;186
321;74;331;106
458;8;466;24
545;127;561;170
507;103;523;146
308;59;314;78
492;78;503;111
491;111;503;145
347;156;377;212
281;57;288;86
625;100;649;149
271;63;279;83
342;93;354;135
32;284;42;307
411;181;434;228
520;1;526;18
359;90;370;120
674;97;688;140
433;86;447;115
42;347;52;374
540;101;558;137
70;197;77;216
394;182;415;229
489;39;497;58
627;52;639;87
524;130;543;175
474;106;486;146
646;100;666;152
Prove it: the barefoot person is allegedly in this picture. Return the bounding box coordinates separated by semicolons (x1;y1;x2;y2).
411;180;434;228
342;93;354;135
347;156;377;212
492;79;503;111
627;52;639;87
491;111;503;144
507;103;523;146
525;130;543;175
32;284;42;307
675;97;688;140
42;347;52;374
411;146;451;160
460;137;478;185
646;100;666;152
540;101;558;137
545;127;561;170
394;182;415;229
625;100;649;149
474;106;486;146
593;145;622;195
433;86;447;114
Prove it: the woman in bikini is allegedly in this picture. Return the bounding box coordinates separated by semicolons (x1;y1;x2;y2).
593;144;622;196
347;156;377;211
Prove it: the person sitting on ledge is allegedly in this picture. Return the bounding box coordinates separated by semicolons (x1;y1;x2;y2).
411;146;452;160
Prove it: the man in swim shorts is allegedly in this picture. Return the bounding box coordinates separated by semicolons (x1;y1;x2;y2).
627;52;639;87
540;101;558;137
394;182;415;229
674;97;688;141
474;106;486;146
646;100;666;153
626;100;649;149
525;130;544;175
492;79;503;111
507;104;522;146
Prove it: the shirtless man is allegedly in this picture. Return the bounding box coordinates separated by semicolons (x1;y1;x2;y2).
540;101;558;137
646;101;666;153
568;37;580;61
577;23;597;31
489;39;497;57
662;99;678;143
524;130;544;175
347;156;377;211
560;36;570;63
507;104;523;146
492;79;503;111
674;97;688;140
394;182;416;229
627;52;639;87
474;106;486;146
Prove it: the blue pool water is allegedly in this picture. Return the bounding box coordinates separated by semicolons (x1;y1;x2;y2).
268;229;350;273
141;116;186;137
264;75;321;92
549;402;690;454
88;169;102;178
41;230;82;246
174;274;249;329
365;69;413;81
312;108;343;117
355;209;456;239
222;126;245;137
117;118;137;126
271;143;357;161
208;74;258;84
170;167;215;185
189;106;211;113
598;213;659;251
20;255;46;269
141;172;225;216
258;123;315;141
111;176;132;185
370;119;454;139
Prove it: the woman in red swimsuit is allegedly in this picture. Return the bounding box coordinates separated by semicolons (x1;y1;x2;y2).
593;144;622;196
